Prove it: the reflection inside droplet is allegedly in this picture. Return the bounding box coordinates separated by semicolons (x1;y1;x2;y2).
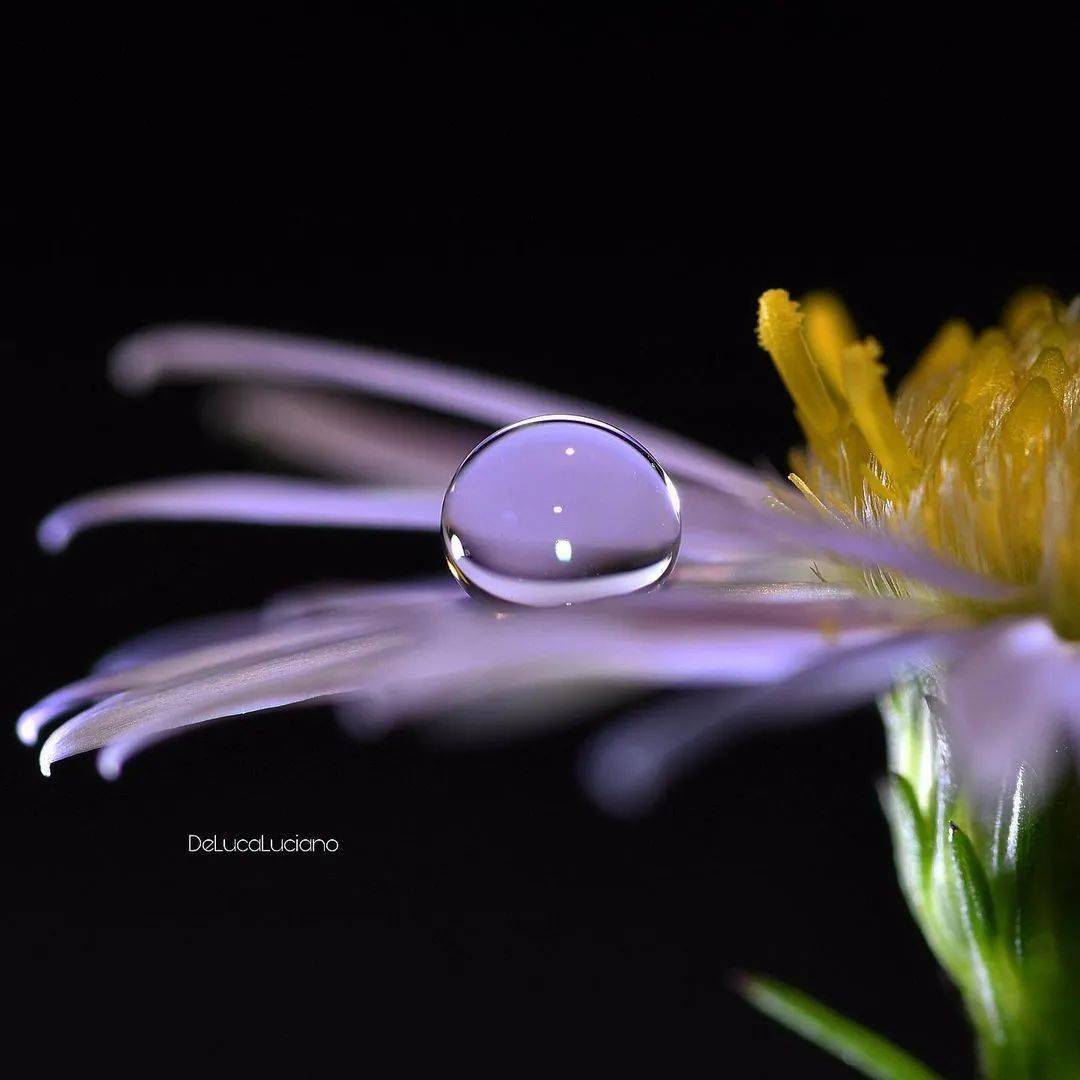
441;415;682;606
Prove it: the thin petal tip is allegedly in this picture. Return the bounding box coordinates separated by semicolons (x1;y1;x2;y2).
37;512;73;553
109;332;166;394
578;736;664;818
16;711;41;746
96;748;123;781
38;731;63;776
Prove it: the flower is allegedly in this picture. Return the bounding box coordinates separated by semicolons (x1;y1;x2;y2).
22;291;1080;808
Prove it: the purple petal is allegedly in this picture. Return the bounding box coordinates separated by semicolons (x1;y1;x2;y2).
209;386;482;484
260;577;462;621
96;697;331;779
90;580;459;680
943;617;1080;798
38;475;442;551
39;631;406;776
212;389;769;572
31;580;953;774
580;628;971;815
110;325;764;497
689;489;1019;603
337;590;929;726
92;610;268;675
19;612;390;745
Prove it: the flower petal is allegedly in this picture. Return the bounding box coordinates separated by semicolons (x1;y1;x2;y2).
943;617;1080;798
34;580;933;773
581;628;971;815
337;590;931;728
39;632;405;776
38;475;443;551
92;611;268;675
209;386;482;485
20;612;387;745
110;325;764;497
260;578;462;621
23;580;462;744
689;489;1020;602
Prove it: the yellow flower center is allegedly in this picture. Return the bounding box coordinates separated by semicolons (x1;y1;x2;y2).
756;287;1080;639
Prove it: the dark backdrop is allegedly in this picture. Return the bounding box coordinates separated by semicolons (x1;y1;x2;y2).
9;8;1074;1077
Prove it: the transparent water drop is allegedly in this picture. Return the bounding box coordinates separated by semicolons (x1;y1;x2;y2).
441;415;682;606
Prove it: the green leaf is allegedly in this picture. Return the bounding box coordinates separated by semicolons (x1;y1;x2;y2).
737;974;942;1080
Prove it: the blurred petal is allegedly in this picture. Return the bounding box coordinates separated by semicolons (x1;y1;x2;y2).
38;476;442;551
581;628;971;815
110;325;764;497
691;490;1019;603
89;578;459;675
944;618;1080;797
212;389;768;566
93;611;267;675
30;576;959;774
671;557;833;586
209;386;482;484
261;578;461;621
337;589;936;728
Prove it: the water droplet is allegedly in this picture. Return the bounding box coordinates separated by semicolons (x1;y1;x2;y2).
441;415;682;606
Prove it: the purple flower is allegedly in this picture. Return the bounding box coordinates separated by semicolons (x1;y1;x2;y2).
22;290;1080;811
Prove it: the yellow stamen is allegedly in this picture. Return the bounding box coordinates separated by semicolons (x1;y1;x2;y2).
903;318;974;391
958;332;1015;408
997;377;1065;579
1047;435;1079;639
757;290;840;437
755;286;1080;638
860;463;897;504
801;291;856;395
841;338;921;490
1003;287;1055;340
788;472;831;515
896;319;975;445
1025;346;1070;402
998;377;1065;472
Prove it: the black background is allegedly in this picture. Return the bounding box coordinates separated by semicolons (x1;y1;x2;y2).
8;7;1076;1077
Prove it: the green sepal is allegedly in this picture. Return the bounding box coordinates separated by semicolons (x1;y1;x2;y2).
947;820;997;947
989;765;1036;963
990;765;1035;879
737;973;943;1080
878;772;930;910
